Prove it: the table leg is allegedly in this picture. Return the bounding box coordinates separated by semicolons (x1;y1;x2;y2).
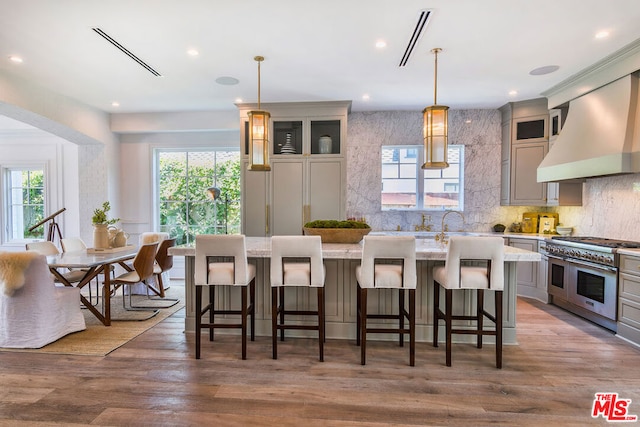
103;262;113;326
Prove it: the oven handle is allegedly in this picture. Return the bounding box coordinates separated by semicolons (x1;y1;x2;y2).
545;253;617;273
571;258;617;273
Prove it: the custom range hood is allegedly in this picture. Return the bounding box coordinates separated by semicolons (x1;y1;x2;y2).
538;73;640;182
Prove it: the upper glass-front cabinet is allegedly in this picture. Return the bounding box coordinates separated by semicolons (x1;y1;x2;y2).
271;118;342;156
310;120;341;155
243;118;343;156
273;121;303;155
239;101;350;158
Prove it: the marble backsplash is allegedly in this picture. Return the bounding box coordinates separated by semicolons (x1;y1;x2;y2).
345;109;640;241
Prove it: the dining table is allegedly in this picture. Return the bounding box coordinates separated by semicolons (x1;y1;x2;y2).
46;246;138;326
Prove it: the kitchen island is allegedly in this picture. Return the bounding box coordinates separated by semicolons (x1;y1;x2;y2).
170;237;540;344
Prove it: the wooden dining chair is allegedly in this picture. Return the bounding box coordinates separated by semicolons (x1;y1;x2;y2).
109;242;159;314
152;238;176;298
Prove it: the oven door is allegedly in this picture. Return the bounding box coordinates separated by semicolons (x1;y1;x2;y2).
567;259;618;321
547;255;569;300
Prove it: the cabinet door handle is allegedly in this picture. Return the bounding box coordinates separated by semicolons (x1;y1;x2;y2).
266;205;270;235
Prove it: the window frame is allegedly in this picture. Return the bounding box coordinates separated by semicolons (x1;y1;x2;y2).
154;147;240;245
2;163;48;243
381;144;464;211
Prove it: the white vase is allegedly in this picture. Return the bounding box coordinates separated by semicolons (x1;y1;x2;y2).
93;224;110;249
319;135;332;154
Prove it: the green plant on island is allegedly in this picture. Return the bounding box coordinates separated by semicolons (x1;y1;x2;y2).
92;201;120;225
304;219;370;229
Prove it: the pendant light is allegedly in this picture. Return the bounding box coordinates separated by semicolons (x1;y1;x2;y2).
422;48;449;169
248;56;271;171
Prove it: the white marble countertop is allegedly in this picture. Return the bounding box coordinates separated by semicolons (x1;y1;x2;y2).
170;236;541;261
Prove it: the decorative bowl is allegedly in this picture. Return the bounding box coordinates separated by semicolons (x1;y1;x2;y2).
302;227;371;243
556;226;573;236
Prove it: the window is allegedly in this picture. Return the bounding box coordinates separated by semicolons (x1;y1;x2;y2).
3;167;45;241
381;145;464;211
156;149;240;245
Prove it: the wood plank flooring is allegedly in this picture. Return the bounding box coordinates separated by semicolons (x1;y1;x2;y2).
2;286;640;426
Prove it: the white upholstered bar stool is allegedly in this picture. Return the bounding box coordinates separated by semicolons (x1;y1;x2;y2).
355;235;417;366
432;235;505;368
270;235;325;362
194;235;256;360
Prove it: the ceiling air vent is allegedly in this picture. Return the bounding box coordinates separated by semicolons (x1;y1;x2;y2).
398;10;432;67
92;28;162;77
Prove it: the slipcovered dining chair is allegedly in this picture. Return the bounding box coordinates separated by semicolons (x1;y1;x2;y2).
355;235;416;366
0;251;86;348
194;235;256;360
432;235;505;368
108;242;159;315
270;235;325;362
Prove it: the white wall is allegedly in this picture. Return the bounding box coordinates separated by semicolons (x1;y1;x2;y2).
0;130;80;249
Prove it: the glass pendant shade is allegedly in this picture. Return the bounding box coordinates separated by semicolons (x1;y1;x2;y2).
248;110;271;171
422;105;449;169
248;55;271;171
422;48;449;170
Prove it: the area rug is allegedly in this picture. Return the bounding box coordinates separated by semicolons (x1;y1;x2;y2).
0;285;184;357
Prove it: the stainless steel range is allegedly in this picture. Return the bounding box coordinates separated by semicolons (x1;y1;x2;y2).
543;236;640;331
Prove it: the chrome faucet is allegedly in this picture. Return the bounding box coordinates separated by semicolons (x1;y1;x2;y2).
435;210;465;242
415;214;432;232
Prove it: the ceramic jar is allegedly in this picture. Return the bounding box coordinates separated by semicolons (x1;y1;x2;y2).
93;224;110;249
319;135;332;154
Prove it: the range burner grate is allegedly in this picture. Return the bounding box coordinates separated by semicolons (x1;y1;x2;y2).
551;236;640;249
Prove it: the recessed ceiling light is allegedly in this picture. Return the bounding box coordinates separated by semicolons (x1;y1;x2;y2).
529;65;559;76
187;48;199;56
375;40;387;49
235;98;243;103
216;76;239;86
9;55;23;63
362;94;370;101
509;90;518;96
111;101;120;107
595;30;610;39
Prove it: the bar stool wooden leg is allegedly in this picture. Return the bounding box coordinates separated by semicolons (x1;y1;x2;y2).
272;287;278;360
195;285;202;359
318;287;325;362
360;286;367;365
445;288;453;367
356;282;361;346
241;286;247;360
279;287;285;342
477;289;484;349
433;282;440;348
496;290;503;369
209;286;215;342
250;279;256;341
399;288;405;347
409;288;415;367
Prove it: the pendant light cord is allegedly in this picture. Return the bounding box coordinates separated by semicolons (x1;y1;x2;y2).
432;48;441;105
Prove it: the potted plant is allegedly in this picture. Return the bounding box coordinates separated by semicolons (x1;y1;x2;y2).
303;219;371;243
92;201;119;249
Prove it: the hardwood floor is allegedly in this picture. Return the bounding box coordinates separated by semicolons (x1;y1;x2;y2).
2;288;640;426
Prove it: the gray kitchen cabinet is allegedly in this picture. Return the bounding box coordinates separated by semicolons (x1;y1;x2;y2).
618;254;640;346
510;237;548;302
238;101;350;236
499;99;582;206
